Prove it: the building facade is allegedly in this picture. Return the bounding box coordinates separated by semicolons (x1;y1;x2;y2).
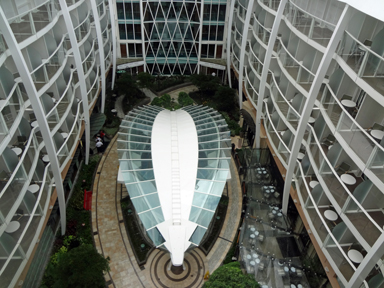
0;0;115;287
228;0;384;287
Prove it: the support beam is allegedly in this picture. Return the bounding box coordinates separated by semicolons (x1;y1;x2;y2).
282;5;351;215
0;7;67;235
226;0;236;88
237;0;255;109
255;0;288;148
59;0;91;165
91;0;106;113
108;0;117;90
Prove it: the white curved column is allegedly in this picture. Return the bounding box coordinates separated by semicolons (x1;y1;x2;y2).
59;0;91;165
108;0;117;89
0;7;67;234
255;0;288;148
237;0;254;109
348;232;384;288
91;0;106;113
139;0;146;72
226;0;236;88
282;5;352;215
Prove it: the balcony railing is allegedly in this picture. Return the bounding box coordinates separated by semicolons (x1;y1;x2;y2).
7;0;61;43
337;31;384;96
283;1;335;47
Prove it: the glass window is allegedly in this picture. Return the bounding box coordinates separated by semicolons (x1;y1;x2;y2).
189;226;207;245
189;206;214;228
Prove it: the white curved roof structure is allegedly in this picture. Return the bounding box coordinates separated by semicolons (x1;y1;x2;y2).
118;105;231;266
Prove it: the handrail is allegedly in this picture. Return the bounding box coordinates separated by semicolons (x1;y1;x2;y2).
0;126;40;198
46;71;74;118
0;82;20;112
0;159;52;276
82;39;96;64
252;13;271;33
307;123;383;233
277;37;316;77
287;0;336;28
56;99;82;156
73;10;91;31
344;31;384;63
30;34;67;75
296;164;359;275
325;83;384;154
7;0;55;22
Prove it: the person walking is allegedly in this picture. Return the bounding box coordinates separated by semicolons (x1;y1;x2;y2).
99;130;105;142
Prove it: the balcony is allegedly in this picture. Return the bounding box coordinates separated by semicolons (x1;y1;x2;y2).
284;2;335;47
337;31;384;96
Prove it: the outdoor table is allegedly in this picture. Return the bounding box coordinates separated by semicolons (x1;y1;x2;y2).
263;171;267;174
324;210;338;221
12;147;22;156
265;190;270;193
254;231;259;236
42;155;50;163
252;253;258;258
256;258;261;264
297;284;303;288
246;254;252;260
308;117;316;124
309;181;319;188
341;174;356;185
291;267;296;273
250;261;255;266
28;184;40;194
341;99;356;108
278;212;283;217
250;227;256;232
291;284;297;288
297;152;305;160
250;234;255;239
348;249;363;263
6;221;20;233
31;121;38;127
273;207;279;210
272;210;277;215
61;132;69;138
371;129;384;140
284;267;289;272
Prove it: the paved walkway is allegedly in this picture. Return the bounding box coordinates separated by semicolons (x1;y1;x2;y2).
92;114;242;288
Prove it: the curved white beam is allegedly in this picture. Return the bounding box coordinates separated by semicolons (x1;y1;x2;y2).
0;7;67;234
91;0;106;113
58;0;91;165
282;5;352;214
255;0;288;148
237;0;254;109
108;0;117;89
139;0;146;72
226;0;236;88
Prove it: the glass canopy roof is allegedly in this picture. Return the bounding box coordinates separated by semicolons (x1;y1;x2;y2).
118;105;231;265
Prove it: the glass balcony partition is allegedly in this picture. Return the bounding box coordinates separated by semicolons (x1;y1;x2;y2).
283;1;335;47
337;31;384;96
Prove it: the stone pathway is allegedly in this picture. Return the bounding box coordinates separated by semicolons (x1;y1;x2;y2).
140;88;157;101
115;95;126;119
92;102;242;287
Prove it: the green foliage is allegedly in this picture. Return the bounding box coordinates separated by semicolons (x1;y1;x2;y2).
221;112;240;136
48;244;110;288
136;72;154;89
153;75;186;92
190;73;220;96
178;92;194;107
151;94;174;110
116;73;137;95
203;262;260;288
213;86;237;113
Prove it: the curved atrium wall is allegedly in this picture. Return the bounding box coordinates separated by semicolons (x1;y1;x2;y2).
231;0;384;287
0;0;113;286
117;105;231;265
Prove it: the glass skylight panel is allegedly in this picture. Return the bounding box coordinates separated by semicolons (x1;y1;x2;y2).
147;227;165;246
125;181;157;198
189;226;207;245
192;192;221;211
189;207;214;228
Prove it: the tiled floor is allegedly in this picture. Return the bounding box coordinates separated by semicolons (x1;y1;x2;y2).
92;132;242;287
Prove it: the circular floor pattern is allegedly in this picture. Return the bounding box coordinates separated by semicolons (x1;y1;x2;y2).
150;249;205;288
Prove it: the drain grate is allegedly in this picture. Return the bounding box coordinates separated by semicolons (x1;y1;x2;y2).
140;266;145;271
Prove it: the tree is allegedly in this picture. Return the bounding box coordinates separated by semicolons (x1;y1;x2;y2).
203;262;260;288
48;244;110;288
116;73;137;96
190;73;220;96
137;72;154;89
178;92;194;107
213;86;237;113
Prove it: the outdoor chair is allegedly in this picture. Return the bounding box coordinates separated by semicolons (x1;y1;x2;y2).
258;234;264;242
274;192;280;199
335;162;351;175
258;263;265;271
321;134;335;147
